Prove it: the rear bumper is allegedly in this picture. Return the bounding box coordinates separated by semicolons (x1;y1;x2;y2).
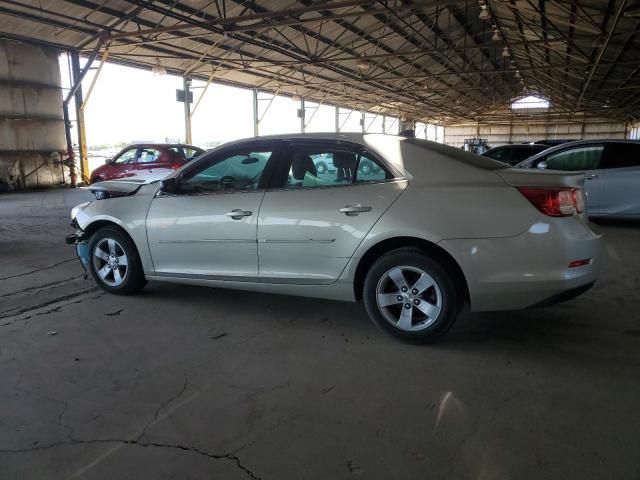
530;281;595;308
440;215;602;311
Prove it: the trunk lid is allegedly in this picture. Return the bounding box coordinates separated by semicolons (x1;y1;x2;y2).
497;168;585;189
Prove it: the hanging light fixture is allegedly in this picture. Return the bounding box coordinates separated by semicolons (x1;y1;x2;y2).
151;58;166;76
356;57;370;70
479;6;491;20
501;46;510;57
492;29;501;41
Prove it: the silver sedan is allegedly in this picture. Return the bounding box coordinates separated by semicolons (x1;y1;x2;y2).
69;134;602;343
516;139;640;219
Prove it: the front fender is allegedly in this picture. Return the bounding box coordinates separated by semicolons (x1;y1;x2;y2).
73;193;156;274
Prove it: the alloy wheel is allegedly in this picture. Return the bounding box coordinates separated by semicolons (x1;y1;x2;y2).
375;266;442;331
92;238;129;287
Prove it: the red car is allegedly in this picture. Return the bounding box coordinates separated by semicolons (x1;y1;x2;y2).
90;143;204;183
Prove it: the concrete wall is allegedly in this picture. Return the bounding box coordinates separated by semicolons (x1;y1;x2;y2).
0;39;67;191
444;115;628;148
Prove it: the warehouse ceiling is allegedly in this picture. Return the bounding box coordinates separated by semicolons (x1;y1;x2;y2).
1;0;639;123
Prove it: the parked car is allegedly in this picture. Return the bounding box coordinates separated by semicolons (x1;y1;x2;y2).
90;143;204;184
516;139;640;219
534;139;573;146
482;144;548;166
68;134;601;343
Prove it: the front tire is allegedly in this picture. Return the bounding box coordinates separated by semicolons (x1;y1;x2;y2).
88;226;146;295
359;161;372;175
316;161;328;174
363;248;460;343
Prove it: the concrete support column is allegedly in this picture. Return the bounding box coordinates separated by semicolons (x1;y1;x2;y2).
252;89;259;137
183;76;192;144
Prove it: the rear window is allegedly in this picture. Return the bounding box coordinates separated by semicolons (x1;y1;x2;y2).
406;138;509;170
601;142;640;169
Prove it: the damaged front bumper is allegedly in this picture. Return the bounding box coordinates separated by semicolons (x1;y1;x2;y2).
66;230;90;278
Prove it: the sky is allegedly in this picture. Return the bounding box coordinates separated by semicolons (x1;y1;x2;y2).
59;56;443;148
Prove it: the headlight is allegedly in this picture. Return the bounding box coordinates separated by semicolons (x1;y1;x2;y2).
70;202;91;220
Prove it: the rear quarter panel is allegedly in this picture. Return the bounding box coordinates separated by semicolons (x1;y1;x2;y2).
341;141;542;290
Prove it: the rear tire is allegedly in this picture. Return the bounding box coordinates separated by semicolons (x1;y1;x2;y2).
363;248;460;343
88;226;146;295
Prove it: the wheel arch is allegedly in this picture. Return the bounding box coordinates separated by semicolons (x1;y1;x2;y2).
353;236;470;305
82;219;148;271
83;218;129;239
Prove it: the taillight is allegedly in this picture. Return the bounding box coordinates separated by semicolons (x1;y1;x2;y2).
517;187;583;217
169;161;183;170
572;189;584;213
568;259;592;268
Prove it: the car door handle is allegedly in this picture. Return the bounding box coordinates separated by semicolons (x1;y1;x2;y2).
340;204;372;216
584;173;599;180
226;209;252;220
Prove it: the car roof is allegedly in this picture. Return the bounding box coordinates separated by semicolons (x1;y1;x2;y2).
212;132;506;172
486;144;546;150
129;143;203;149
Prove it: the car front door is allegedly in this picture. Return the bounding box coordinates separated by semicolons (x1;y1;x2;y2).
134;147;170;178
145;142;280;280
110;147;139;179
257;141;407;285
544;144;605;215
598;142;640;216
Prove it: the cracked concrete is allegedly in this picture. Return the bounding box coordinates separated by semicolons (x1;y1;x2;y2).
1;189;639;480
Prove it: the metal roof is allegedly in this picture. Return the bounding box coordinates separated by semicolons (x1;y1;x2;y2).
1;0;639;124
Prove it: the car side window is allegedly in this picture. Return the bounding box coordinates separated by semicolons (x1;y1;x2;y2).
138;148;161;163
274;145;393;190
169;147;186;160
546;146;604;171
487;148;511;163
113;149;137;164
184;148;202;159
354;153;388;182
601;143;640;169
179;149;272;194
281;148;358;189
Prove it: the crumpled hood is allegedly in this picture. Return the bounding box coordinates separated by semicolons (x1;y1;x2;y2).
87;172;168;198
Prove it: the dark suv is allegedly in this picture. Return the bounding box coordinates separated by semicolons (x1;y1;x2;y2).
482;144;548;166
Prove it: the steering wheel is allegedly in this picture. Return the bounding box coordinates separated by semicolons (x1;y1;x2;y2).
219;176;236;189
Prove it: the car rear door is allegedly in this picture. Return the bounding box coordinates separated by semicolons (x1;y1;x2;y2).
257;141;407;285
544;144;605;215
598;142;640;216
145;141;281;280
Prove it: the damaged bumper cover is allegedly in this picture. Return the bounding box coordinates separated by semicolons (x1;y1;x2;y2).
66;229;90;277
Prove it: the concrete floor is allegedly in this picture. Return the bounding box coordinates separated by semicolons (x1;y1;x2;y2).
0;189;639;480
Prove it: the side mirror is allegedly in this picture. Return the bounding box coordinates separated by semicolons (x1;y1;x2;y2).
537;161;547;170
104;158;113;165
160;177;177;193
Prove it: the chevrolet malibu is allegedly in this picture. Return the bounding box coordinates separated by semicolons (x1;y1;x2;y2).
68;134;602;343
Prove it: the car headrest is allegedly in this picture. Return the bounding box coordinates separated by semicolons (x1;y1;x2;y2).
291;154;317;180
